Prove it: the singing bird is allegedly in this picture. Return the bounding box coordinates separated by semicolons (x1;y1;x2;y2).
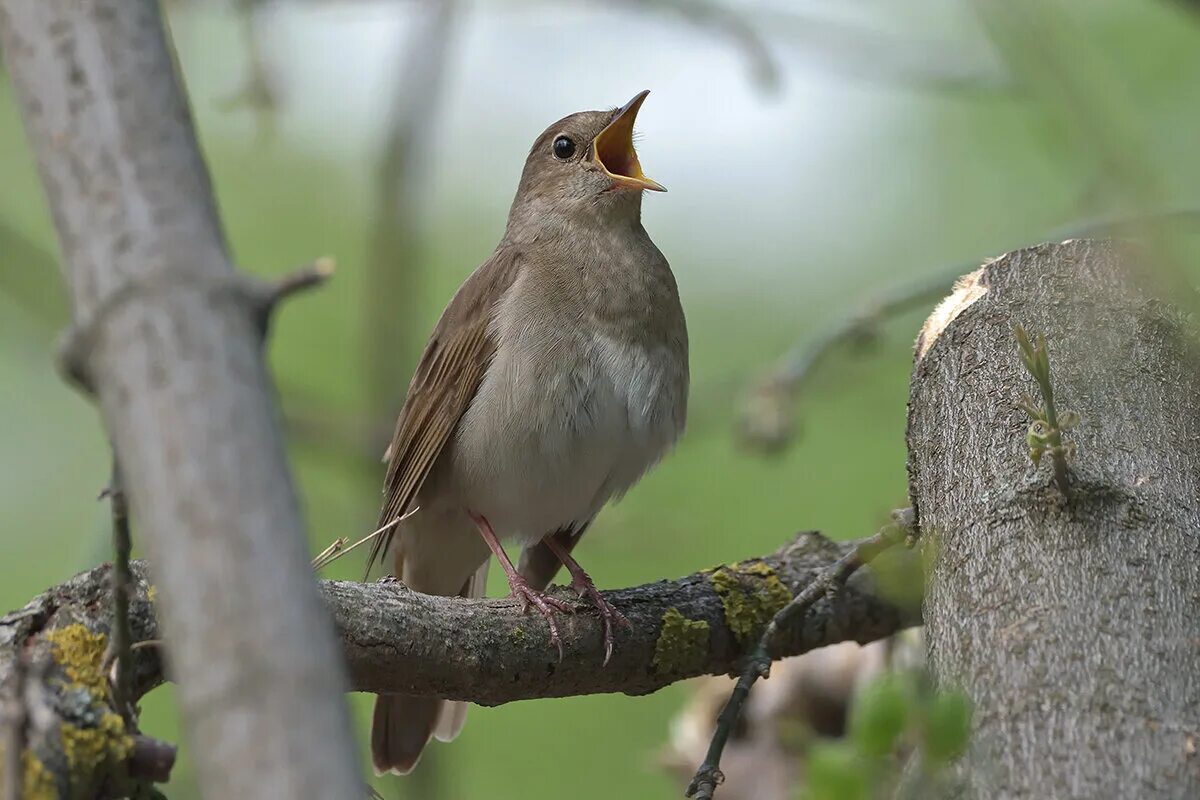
368;91;689;775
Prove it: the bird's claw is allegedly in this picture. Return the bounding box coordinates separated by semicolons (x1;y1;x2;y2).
570;577;629;666
508;580;575;661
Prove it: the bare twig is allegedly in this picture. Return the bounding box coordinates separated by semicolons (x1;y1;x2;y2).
602;0;779;92
312;537;350;570
755;6;1011;94
218;0;281;138
105;457;137;724
250;257;337;335
685;510;915;800
975;0;1200;316
740;208;1200;454
0;1;361;796
738;274;952;452
311;506;419;572
363;0;458;451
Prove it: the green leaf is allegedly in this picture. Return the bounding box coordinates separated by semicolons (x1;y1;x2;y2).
1013;325;1031;354
923;691;972;767
1016;394;1044;420
850;674;910;757
804;742;871;800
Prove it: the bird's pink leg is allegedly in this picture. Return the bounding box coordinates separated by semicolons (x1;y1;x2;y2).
470;512;575;659
541;535;630;666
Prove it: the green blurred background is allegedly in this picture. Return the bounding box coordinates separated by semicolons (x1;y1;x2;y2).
3;1;1199;797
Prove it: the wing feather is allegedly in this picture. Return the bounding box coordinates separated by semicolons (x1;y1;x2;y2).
365;249;521;576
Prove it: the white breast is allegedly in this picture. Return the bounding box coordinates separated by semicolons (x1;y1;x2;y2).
447;315;687;544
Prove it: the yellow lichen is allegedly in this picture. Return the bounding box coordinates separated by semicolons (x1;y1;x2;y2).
22;749;57;800
709;561;791;645
146;584;158;604
654;607;709;675
44;624;108;697
61;712;132;777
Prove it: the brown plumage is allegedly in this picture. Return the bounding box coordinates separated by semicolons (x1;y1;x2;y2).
366;250;521;575
368;91;688;775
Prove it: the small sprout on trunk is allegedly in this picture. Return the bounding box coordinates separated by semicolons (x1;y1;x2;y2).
1013;325;1078;495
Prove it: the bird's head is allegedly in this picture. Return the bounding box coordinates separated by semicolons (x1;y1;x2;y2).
507;90;664;232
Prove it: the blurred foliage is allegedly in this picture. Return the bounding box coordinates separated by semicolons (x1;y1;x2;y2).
801;670;972;800
2;1;1200;799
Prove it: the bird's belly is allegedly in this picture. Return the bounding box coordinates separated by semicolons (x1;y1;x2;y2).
446;333;684;542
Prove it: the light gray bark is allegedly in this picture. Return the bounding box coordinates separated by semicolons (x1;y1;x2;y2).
908;239;1200;798
0;2;360;798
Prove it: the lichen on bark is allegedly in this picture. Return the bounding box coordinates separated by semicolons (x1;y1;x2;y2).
16;624;136;797
654;607;710;675
709;561;791;646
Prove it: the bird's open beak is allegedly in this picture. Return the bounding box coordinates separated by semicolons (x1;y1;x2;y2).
592;90;666;193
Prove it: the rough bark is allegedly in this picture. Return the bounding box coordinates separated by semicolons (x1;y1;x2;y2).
0;2;360;798
0;563;173;799
0;531;918;711
908;239;1200;798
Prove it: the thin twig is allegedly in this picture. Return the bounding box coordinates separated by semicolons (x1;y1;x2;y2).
739;273;952;452
105;456;137;725
311;507;419;572
218;0;281;140
262;257;336;312
739;208;1200;454
752;5;1011;94
602;0;779;92
685;509;915;800
363;0;458;450
248;257;336;338
311;537;349;570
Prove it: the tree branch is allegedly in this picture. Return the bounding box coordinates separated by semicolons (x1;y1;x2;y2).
909;239;1200;798
739;208;1200;454
685;510;915;800
102;459;136;724
0;1;360;797
1;530;918;717
363;0;458;449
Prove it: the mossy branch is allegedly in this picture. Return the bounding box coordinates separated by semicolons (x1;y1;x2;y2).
685;510;915;800
0;526;919;799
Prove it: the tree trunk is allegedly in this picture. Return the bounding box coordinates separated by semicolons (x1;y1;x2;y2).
0;2;360;797
907;239;1200;798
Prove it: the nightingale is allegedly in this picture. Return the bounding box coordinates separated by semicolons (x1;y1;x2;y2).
367;90;689;775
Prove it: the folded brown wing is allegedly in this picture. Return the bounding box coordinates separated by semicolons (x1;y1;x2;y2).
366;248;522;577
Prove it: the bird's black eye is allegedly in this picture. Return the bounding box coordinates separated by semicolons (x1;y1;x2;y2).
552;135;576;160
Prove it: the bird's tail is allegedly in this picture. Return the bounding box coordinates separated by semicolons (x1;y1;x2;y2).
370;559;489;775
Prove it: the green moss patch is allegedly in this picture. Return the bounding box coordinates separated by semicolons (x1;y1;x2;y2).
709;561;791;646
653;607;709;675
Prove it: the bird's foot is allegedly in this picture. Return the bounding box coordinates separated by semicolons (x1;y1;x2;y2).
568;571;630;666
506;574;576;661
